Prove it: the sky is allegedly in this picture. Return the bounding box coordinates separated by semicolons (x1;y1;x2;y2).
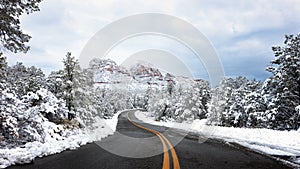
4;0;300;81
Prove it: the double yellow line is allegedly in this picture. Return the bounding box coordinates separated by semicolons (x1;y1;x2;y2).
127;113;180;169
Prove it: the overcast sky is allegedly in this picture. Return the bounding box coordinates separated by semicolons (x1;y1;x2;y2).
5;0;300;81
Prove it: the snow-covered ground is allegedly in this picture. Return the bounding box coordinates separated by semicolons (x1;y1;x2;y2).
135;110;300;166
0;111;122;169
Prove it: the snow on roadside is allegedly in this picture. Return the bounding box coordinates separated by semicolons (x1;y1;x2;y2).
0;111;122;169
87;111;122;141
135;111;300;164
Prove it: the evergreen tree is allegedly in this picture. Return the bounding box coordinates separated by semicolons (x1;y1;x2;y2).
263;34;300;130
211;77;264;128
61;52;100;124
166;80;175;96
0;53;7;91
0;0;43;53
192;80;211;119
46;70;65;99
62;52;79;119
6;62;45;97
73;68;99;125
26;66;45;93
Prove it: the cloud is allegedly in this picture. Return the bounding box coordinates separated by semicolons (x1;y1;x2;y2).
4;0;300;80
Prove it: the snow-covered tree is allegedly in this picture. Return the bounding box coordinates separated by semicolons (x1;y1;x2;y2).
6;62;45;97
0;53;7;91
263;34;300;130
27;66;46;93
244;90;267;128
192;80;211;119
133;93;148;109
209;77;264;128
146;79;211;122
166;79;175;96
73;68;100;125
0;85;78;145
0;54;18;141
212;77;246;127
0;0;43;53
62;52;78;115
239;79;267;128
60;52;100;124
94;86;133;119
46;70;65;99
17;89;69;143
147;88;170;121
0;90;19;141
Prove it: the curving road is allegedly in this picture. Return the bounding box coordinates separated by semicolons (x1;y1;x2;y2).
8;110;292;169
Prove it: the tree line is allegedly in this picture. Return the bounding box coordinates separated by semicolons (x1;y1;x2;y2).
135;34;300;131
0;33;299;145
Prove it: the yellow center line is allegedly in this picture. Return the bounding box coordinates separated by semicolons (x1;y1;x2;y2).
127;113;180;169
160;134;180;169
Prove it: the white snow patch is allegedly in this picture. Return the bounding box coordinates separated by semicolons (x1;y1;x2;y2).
87;111;122;141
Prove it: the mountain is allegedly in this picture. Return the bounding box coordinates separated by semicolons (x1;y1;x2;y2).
89;58;132;84
130;63;164;85
89;58;197;88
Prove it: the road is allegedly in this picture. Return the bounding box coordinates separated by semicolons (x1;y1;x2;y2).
8;110;292;169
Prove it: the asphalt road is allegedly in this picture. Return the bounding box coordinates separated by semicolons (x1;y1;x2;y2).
8;110;293;169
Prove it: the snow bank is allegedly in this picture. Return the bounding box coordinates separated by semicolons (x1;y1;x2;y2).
0;111;122;169
0;130;88;168
135;111;300;164
192;120;300;156
87;111;122;141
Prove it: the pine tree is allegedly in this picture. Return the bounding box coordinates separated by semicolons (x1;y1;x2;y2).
61;52;100;124
0;53;7;91
192;80;211;119
62;52;78;119
263;34;300;130
0;0;43;53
